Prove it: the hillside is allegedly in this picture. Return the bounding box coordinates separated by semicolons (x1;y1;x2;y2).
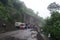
0;0;44;33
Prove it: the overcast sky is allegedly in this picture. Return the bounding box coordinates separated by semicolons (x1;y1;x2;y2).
20;0;60;18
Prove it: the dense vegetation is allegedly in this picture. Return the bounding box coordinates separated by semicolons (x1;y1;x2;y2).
43;2;60;40
43;11;60;40
0;0;43;32
0;0;43;23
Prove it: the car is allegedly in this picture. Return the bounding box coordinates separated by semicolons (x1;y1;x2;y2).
19;23;26;29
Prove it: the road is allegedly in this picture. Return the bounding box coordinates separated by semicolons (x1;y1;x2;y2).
0;29;38;40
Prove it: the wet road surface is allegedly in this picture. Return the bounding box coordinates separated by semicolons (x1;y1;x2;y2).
0;29;38;40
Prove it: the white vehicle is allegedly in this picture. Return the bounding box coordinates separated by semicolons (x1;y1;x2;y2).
15;22;26;29
15;22;22;27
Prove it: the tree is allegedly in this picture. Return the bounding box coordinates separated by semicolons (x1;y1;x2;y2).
47;2;60;12
43;12;60;40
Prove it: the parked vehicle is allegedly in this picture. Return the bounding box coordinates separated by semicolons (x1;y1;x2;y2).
15;22;26;29
19;23;26;29
15;22;21;29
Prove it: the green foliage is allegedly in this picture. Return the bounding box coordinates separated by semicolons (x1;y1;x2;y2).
43;12;60;40
0;0;21;23
0;0;8;6
0;0;43;24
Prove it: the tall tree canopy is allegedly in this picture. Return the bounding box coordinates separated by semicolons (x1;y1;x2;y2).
43;12;60;40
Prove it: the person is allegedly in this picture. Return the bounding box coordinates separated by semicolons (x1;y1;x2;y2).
2;23;6;31
2;23;6;28
48;33;51;40
26;23;31;29
25;23;28;29
32;25;37;31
